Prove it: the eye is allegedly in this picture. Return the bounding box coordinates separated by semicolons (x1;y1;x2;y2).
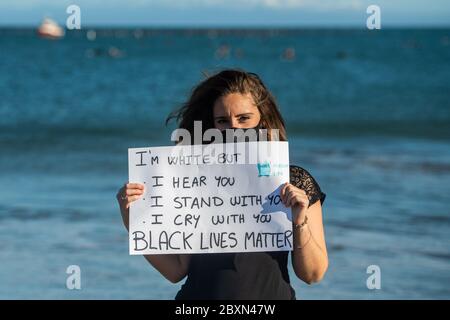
238;116;250;122
217;119;228;124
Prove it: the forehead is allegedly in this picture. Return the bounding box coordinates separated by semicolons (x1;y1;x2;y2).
213;92;257;115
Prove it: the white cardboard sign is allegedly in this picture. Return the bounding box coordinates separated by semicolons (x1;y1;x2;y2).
128;141;292;255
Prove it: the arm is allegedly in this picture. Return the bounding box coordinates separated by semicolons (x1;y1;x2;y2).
281;183;328;284
117;183;191;283
143;253;191;284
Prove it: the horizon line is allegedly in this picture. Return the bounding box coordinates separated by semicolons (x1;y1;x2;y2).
1;23;450;29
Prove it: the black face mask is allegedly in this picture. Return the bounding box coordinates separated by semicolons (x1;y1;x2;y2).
219;125;266;143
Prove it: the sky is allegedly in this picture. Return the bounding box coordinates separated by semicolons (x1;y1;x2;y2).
0;0;449;27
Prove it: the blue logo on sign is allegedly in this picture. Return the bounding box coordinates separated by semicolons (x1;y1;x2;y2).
257;162;271;177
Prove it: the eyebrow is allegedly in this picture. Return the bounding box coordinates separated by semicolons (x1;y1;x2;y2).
214;113;254;120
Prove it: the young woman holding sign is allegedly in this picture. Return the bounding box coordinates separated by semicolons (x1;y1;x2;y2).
116;69;328;299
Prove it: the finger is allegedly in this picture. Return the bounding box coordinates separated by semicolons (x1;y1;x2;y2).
288;185;305;195
285;186;299;206
280;183;290;204
285;190;297;207
126;183;145;190
126;194;142;204
286;189;305;207
126;188;144;196
124;195;142;210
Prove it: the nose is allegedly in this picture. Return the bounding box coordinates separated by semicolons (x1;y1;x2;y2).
230;118;245;129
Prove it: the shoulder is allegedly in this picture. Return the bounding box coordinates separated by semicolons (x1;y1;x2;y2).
289;165;326;207
289;165;318;186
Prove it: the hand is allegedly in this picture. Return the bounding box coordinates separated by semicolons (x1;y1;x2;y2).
280;182;309;225
116;183;145;231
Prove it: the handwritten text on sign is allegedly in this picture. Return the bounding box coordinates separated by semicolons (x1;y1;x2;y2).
128;141;292;255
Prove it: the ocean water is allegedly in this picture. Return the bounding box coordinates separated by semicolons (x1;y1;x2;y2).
0;28;449;299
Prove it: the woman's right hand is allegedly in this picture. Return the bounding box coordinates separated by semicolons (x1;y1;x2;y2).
116;183;145;231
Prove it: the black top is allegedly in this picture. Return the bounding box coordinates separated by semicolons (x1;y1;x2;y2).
175;165;326;300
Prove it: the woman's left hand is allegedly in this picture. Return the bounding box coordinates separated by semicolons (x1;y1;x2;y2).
280;182;310;225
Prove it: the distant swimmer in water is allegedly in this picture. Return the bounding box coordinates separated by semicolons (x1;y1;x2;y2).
281;47;296;61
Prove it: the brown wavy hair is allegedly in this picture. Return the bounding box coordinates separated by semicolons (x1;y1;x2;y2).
166;68;287;141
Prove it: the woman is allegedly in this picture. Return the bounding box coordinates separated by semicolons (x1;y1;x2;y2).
116;69;328;299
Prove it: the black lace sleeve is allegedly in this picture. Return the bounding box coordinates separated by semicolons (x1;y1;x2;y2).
289;165;326;208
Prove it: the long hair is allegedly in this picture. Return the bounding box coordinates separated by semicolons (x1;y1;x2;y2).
166;68;287;141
